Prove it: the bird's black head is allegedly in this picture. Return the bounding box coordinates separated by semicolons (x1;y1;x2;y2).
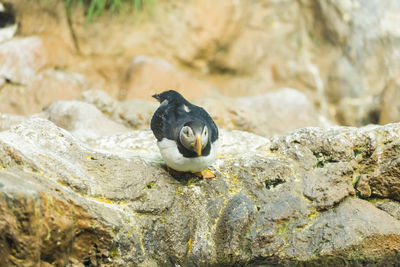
0;3;16;27
152;90;186;104
179;121;209;156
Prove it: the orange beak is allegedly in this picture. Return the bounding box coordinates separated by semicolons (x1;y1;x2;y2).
196;135;202;156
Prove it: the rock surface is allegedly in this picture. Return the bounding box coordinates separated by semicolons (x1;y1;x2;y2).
1;105;400;265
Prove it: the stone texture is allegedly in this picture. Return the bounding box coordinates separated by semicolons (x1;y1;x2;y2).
0;113;26;131
80;89;157;130
44;100;130;141
0;108;400;265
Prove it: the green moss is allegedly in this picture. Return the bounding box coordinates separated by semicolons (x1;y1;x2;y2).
313;152;337;168
352;168;361;186
353;148;362;157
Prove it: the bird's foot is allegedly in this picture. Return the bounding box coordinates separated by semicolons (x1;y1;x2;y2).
194;169;215;179
167;166;185;176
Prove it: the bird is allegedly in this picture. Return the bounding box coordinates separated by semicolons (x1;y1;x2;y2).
0;2;17;43
151;90;218;178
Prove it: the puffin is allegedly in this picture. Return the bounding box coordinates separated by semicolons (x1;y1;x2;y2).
0;2;17;43
151;90;218;178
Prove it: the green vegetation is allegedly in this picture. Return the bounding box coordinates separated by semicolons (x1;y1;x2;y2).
45;0;156;21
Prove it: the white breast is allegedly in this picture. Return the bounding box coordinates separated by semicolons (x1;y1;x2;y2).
0;24;17;43
157;138;218;172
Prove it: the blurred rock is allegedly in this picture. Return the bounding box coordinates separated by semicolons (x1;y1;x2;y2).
0;36;47;84
115;99;157;129
79;89;119;115
301;0;400;125
197;88;330;137
380;77;400;124
1;116;400;265
3;0;400;128
121;56;214;101
80;89;157;130
0;69;89;115
44;101;129;141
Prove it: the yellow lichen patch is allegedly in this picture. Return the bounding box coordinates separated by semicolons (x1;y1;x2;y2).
186;237;192;256
86;155;97;160
139;234;146;256
216;154;229;159
110;247;119;258
176;186;185;196
97;197;113;204
57;180;68;187
308;210;318;219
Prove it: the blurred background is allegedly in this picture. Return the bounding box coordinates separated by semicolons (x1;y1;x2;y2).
1;0;400;137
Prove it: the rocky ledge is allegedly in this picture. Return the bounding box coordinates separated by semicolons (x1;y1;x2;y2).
1;103;400;266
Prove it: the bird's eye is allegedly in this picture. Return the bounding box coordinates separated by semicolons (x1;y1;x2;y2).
185;129;190;137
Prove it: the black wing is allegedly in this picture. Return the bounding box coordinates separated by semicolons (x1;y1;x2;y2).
151;103;188;141
150;104;166;141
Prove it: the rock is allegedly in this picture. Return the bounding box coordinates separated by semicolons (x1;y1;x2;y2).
0;170;113;266
115;99;158;129
301;0;400;125
288;198;400;264
0;69;90;115
377;200;400;220
303;162;355;210
215;193;257;262
379;77;400;124
1;113;400;265
120;56;214;101
196;88;330;137
79;89;119;116
0;36;47;84
80;89;157;130
44;100;130;141
0;113;26;131
357;137;400;200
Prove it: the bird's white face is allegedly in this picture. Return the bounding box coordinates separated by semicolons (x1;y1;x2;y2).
179;125;208;156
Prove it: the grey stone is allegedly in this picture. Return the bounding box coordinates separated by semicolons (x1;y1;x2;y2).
1;115;400;265
44;100;130;141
